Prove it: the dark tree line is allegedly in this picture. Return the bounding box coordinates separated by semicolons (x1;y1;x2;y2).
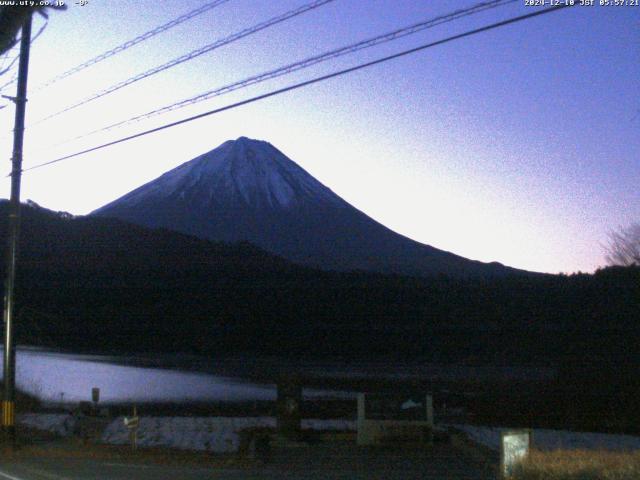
0;201;637;368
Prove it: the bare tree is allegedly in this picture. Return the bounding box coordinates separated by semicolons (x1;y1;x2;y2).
604;223;640;266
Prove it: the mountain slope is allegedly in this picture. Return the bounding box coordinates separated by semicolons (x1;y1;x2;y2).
0;201;637;363
93;137;523;278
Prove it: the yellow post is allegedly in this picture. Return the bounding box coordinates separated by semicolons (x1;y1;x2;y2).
1;401;14;428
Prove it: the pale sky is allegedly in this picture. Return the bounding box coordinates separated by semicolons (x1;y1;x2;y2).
0;0;637;274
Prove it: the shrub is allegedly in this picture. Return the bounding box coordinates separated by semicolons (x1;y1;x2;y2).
511;449;640;480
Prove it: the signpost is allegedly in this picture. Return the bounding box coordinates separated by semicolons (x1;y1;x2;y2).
500;429;531;478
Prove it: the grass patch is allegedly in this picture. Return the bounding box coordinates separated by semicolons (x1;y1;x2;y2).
511;449;640;480
2;437;252;468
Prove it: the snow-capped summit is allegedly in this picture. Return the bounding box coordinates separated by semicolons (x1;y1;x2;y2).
93;137;522;278
111;136;342;211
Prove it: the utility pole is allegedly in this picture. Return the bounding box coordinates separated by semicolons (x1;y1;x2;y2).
2;12;32;444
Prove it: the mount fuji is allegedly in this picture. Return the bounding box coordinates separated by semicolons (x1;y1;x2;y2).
92;137;522;278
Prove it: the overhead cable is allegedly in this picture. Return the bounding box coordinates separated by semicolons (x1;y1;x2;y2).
0;52;20;77
31;0;336;125
33;0;232;91
0;19;47;79
23;4;574;173
75;0;516;140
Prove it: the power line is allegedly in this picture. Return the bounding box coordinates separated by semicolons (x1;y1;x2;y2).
0;19;47;78
0;57;19;79
23;4;574;174
69;0;516;142
0;19;47;113
0;45;21;81
32;0;232;91
0;51;19;77
0;72;17;93
31;0;337;126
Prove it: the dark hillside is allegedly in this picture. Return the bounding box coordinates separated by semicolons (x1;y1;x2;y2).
0;201;637;369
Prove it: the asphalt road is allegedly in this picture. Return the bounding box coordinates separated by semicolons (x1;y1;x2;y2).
0;441;495;480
